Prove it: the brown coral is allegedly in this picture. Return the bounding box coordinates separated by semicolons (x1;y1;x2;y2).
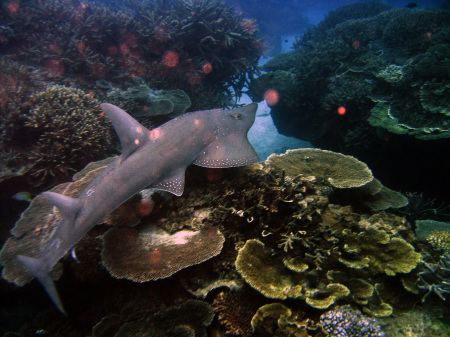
101;224;225;282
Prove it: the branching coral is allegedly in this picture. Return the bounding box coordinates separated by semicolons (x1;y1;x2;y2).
0;0;262;109
23;85;113;183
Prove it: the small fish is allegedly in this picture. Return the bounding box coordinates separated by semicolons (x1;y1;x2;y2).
13;192;33;202
405;2;418;8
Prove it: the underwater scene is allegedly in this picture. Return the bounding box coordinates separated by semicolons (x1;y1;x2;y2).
1;0;450;336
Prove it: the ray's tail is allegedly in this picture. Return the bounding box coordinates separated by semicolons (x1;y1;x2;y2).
17;255;66;315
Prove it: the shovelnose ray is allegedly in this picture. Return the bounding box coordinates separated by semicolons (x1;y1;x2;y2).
17;102;259;314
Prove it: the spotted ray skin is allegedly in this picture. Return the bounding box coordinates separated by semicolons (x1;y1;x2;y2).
17;103;259;314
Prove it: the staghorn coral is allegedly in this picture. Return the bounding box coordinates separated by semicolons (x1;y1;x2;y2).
416;254;450;302
320;305;385;337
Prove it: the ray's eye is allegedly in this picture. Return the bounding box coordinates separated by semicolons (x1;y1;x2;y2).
230;112;243;120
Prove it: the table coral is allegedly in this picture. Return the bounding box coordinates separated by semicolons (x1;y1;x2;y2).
101;224;225;282
265;148;373;189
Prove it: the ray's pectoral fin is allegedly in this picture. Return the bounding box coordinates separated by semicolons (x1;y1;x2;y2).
100;103;150;161
194;104;260;168
194;134;259;168
150;168;185;196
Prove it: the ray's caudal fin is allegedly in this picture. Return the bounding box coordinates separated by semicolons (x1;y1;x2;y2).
17;255;66;315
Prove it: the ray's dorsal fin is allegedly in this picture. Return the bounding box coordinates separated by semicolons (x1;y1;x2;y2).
42;192;82;223
194;103;260;168
100;103;150;161
150;168;185;196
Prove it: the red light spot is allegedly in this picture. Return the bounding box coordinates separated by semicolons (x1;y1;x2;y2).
205;168;224;183
337;106;346;115
120;44;129;55
264;89;279;106
6;1;19;14
49;44;59;53
77;41;86;51
44;57;65;77
202;62;213;74
80;3;86;9
108;45;118;56
425;32;432;39
137;198;154;216
163;50;179;67
352;40;360;49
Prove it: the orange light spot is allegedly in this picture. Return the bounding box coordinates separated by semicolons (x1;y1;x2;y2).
80;3;86;9
264;89;279;106
87;91;95;98
100;112;104;117
194;120;200;125
163;50;179;67
426;32;432;39
352;40;360;49
337;106;346;115
202;62;213;74
136;126;142;133
134;139;140;145
35;227;41;232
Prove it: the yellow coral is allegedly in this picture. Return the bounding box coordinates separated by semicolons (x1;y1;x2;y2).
427;231;450;253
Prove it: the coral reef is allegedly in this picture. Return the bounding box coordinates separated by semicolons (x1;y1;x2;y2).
248;6;450;200
0;148;433;334
0;0;262;109
320;305;385;337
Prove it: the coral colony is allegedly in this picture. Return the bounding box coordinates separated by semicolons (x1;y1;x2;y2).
0;1;450;336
